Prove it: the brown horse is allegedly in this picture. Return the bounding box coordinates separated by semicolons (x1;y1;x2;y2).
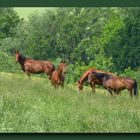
51;60;67;88
14;50;55;80
88;72;138;97
77;68;115;93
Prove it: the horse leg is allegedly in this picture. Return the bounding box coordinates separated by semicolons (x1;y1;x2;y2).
48;75;51;80
114;90;120;96
116;91;120;96
61;83;64;88
128;90;133;98
26;71;31;80
54;84;57;89
60;81;64;88
90;83;95;93
107;89;113;96
51;80;57;89
52;82;57;89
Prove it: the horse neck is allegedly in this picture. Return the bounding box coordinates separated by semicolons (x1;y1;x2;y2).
79;74;88;84
57;68;63;79
18;56;27;71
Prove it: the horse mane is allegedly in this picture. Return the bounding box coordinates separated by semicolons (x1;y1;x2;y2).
17;52;30;64
19;53;27;62
60;60;65;63
94;72;112;80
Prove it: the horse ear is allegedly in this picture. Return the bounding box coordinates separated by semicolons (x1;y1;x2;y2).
14;50;19;54
60;59;65;63
77;80;80;84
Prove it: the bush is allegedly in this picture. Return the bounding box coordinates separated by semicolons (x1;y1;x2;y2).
0;51;19;72
121;67;140;88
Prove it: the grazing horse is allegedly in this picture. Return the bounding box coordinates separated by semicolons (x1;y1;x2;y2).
77;68;115;93
51;60;67;88
88;72;138;97
14;50;55;80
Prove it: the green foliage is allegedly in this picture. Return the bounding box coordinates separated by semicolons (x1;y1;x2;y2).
0;7;140;82
89;54;113;71
104;8;140;72
0;8;21;72
121;67;140;88
121;67;135;77
0;8;20;39
0;51;19;72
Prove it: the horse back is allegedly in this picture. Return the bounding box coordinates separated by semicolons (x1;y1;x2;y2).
24;59;55;73
24;60;42;72
103;76;129;90
95;69;115;76
123;77;135;87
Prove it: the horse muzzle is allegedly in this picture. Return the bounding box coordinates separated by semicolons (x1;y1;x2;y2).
64;71;67;74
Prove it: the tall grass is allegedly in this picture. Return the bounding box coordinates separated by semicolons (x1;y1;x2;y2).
0;72;140;132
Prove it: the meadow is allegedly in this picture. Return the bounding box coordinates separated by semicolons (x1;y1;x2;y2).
0;72;140;133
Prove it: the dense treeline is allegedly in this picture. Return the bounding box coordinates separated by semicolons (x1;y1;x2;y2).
0;7;140;82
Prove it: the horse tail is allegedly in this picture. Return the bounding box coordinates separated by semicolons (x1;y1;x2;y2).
134;79;138;96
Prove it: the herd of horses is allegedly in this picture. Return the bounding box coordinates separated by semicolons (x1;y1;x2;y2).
14;50;138;98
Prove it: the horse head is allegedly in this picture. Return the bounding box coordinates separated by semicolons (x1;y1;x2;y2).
14;50;27;64
14;50;20;62
60;59;66;63
76;81;83;91
58;60;67;74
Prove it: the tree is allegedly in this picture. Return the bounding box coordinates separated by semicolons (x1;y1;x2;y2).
103;8;140;72
0;8;21;72
0;8;20;39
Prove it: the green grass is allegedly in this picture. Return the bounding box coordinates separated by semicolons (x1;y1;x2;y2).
0;72;140;132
